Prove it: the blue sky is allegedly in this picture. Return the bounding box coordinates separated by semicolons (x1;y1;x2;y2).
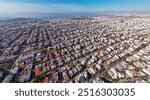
0;0;150;18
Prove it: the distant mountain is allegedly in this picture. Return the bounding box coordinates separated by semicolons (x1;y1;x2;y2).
8;18;32;21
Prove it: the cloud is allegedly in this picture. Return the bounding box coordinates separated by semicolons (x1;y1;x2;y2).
0;2;89;18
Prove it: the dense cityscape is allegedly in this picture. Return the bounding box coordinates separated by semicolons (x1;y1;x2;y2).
0;16;150;83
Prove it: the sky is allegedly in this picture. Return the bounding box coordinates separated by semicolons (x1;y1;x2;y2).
0;0;150;19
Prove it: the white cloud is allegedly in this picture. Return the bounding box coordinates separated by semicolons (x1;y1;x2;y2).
0;2;89;18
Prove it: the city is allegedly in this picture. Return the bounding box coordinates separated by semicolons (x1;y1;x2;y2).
0;16;150;83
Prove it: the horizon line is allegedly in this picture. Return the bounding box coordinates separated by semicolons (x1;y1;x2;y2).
1;11;150;20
